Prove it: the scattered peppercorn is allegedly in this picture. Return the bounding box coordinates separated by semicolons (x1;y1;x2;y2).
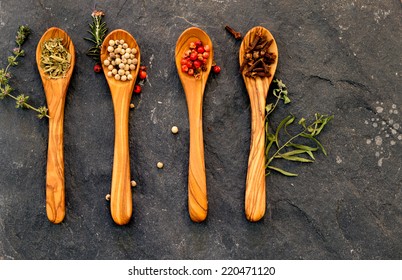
171;126;179;134
157;162;164;169
133;84;142;94
212;65;221;74
138;69;147;80
131;180;137;187
93;63;102;73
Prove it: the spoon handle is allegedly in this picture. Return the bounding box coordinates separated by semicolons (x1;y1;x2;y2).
46;95;66;224
187;94;208;222
245;85;267;222
110;90;133;225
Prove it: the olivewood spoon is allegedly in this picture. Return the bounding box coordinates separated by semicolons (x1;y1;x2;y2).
36;27;76;224
239;26;278;222
175;27;213;222
100;29;140;225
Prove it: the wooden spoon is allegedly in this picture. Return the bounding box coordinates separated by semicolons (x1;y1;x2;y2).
100;29;140;225
175;27;213;222
239;26;278;222
36;27;76;224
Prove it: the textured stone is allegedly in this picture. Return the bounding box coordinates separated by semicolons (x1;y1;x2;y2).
0;0;401;259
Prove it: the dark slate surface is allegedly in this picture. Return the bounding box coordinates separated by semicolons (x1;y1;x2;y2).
0;0;401;260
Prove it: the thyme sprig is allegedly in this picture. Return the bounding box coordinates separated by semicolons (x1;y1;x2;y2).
84;10;107;62
0;25;49;119
265;79;333;176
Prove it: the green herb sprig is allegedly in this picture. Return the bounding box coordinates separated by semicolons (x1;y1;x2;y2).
84;10;107;62
0;25;49;119
265;79;333;176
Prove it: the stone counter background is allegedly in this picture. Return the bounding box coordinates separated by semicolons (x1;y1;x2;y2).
0;0;401;259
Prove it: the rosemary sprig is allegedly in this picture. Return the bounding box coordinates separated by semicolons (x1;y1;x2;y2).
0;25;49;119
84;10;107;62
265;79;333;176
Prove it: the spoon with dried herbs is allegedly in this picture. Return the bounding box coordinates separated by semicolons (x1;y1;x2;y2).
100;29;140;225
36;27;75;224
175;27;214;222
239;26;278;222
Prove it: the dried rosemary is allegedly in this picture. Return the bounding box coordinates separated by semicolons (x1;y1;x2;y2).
40;38;71;79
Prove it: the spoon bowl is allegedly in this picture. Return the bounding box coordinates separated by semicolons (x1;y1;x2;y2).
100;29;140;225
239;26;278;222
175;27;213;222
36;27;76;224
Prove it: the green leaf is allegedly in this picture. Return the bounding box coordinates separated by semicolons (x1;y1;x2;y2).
288;143;318;151
84;37;97;44
306;150;315;160
8;56;18;66
266;132;275;142
267;165;298;176
284;115;295;135
300;133;328;156
272;88;281;98
308;114;333;136
279;155;314;163
37;106;49;119
277;149;312;157
265;138;275;162
298;117;306;128
265;103;274;115
275;115;294;147
283;93;291;104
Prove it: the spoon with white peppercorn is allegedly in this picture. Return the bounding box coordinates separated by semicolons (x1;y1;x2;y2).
100;29;140;225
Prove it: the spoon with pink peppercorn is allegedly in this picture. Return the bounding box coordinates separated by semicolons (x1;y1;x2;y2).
239;26;278;222
100;29;140;225
175;27;214;222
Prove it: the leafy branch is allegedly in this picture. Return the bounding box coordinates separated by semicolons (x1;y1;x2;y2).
265;79;333;176
0;25;49;119
84;10;107;62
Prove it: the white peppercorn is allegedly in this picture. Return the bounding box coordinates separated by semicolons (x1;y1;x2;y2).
104;38;138;82
171;126;179;134
118;69;125;76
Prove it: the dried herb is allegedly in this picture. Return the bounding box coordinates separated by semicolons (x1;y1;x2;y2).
265;79;333;176
0;25;49;119
40;38;71;79
84;10;107;62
